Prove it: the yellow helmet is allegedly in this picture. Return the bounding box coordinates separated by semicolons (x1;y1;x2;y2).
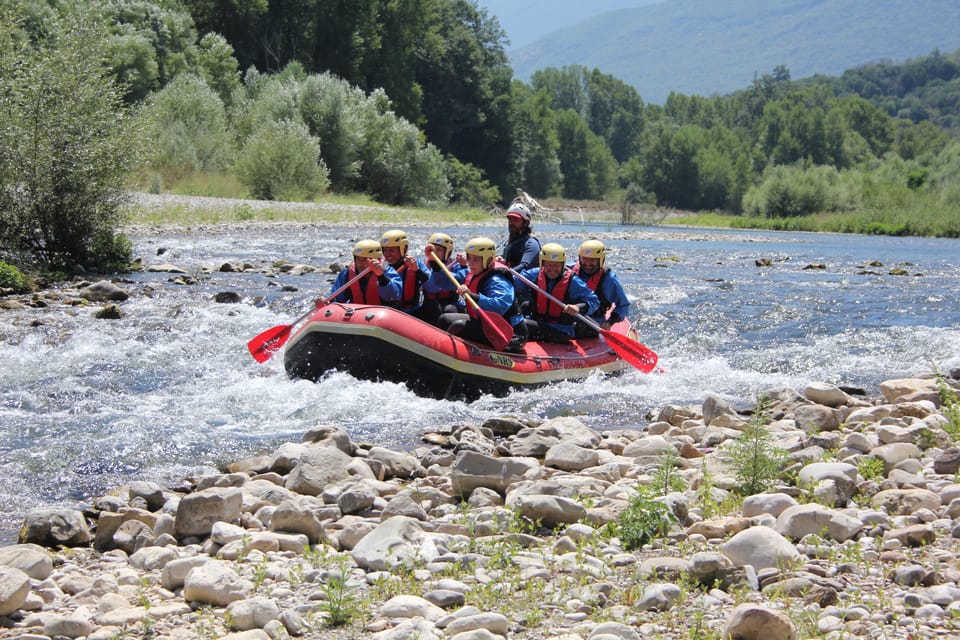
579;239;606;269
428;232;454;258
464;237;497;270
380;229;408;255
539;242;566;264
353;239;382;259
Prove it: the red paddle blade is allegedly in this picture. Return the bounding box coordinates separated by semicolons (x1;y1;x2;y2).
247;324;293;363
477;310;512;351
601;329;658;373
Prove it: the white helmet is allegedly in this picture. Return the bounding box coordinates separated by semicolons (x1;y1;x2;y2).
505;202;531;223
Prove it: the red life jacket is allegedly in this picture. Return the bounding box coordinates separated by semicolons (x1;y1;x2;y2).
464;265;513;320
535;267;573;321
394;263;419;306
347;264;381;304
424;260;458;301
572;263;611;315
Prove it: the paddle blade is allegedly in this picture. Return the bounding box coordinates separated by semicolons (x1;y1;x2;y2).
477;310;513;351
247;324;293;363
601;329;658;373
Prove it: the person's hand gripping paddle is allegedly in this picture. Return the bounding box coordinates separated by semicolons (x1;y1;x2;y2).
429;253;512;351
508;267;658;372
247;266;373;363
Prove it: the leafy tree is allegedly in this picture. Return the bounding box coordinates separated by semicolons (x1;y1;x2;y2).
444;156;501;208
637;124;702;209
532;65;645;163
555;109;616;200
0;10;143;270
417;0;514;197
196;32;241;105
352;90;450;206
297;72;365;190
510;85;562;198
230;69;301;144
143;73;233;174
554;109;592;198
234;118;328;201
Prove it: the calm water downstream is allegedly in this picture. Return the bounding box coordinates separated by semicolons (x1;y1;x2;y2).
1;221;959;543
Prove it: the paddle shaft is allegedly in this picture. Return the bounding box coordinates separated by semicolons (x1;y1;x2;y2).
248;265;373;362
292;264;377;326
429;252;512;350
508;266;658;373
509;268;601;331
429;253;483;313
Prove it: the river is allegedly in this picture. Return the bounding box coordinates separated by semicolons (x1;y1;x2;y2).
1;221;959;543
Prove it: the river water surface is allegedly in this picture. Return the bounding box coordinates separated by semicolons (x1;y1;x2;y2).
2;221;959;542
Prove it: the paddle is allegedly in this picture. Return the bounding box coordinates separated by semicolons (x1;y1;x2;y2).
247;266;373;363
429;252;512;351
508;267;659;373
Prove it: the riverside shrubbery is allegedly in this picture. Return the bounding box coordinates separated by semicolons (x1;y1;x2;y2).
0;11;140;272
0;262;29;293
742;165;862;218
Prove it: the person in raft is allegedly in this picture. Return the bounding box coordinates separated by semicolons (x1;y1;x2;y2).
316;239;402;306
380;229;429;315
497;202;540;270
514;243;600;344
435;237;527;352
570;239;632;338
419;232;465;325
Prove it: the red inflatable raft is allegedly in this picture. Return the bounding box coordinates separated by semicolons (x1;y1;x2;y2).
282;303;637;400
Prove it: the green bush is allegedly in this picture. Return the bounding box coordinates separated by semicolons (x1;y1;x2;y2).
143;73;233;173
618;488;674;550
0;262;29;292
444;156;501;208
354;90;450;206
0;11;144;270
743;164;862;218
89;231;133;272
234;119;329;201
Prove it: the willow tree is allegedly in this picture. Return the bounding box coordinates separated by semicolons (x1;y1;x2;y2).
0;10;144;271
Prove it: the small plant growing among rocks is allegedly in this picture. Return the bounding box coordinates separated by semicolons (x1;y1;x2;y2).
317;554;360;627
651;445;687;495
937;373;960;441
617;487;675;550
857;456;885;481
727;399;790;496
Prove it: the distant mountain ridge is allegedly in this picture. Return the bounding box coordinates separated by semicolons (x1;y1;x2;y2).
476;0;661;49
503;0;960;103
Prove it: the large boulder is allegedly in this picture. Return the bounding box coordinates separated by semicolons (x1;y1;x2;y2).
19;508;91;547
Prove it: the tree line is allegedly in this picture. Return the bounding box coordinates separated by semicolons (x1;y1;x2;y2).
2;0;960;272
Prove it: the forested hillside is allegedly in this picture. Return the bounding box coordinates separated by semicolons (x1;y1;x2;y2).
509;0;960;104
2;0;960;276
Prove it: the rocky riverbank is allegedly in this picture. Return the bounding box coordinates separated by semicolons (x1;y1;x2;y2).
3;374;960;640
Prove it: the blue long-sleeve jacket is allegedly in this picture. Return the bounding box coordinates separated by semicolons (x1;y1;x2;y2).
422;260;465;300
499;233;541;270
515;267;600;336
574;265;631;324
454;268;524;327
329;265;402;303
